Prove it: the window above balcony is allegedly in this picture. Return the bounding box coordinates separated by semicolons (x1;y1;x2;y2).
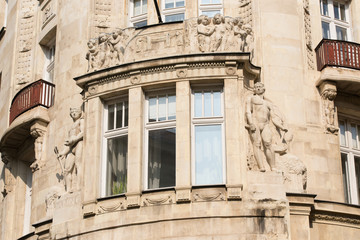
320;0;351;41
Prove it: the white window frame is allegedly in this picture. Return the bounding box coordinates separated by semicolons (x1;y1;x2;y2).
198;0;223;17
101;98;129;197
161;0;185;23
191;85;226;186
129;0;148;27
144;90;176;190
320;0;352;41
339;117;360;205
43;39;56;82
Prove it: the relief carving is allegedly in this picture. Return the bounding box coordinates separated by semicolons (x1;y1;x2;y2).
319;81;338;134
1;152;15;197
45;187;62;217
98;201;124;213
246;83;307;191
30;127;45;172
54;107;84;193
143;195;172;206
304;0;314;69
193;191;225;202
86;14;255;72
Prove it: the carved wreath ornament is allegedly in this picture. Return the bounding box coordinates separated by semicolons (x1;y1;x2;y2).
86;14;255;72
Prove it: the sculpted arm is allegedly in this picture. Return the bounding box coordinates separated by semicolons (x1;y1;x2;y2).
269;103;287;131
245;96;256;131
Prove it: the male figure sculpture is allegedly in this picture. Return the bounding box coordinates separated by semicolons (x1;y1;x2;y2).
246;82;287;171
55;108;84;193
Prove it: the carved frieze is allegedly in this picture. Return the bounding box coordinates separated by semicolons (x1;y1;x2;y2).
86;14;255;72
303;0;314;69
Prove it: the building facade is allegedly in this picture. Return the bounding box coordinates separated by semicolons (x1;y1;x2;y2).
0;0;360;239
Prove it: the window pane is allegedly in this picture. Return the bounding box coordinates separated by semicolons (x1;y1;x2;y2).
165;13;185;22
322;21;330;39
158;95;166;121
168;95;176;120
149;97;157;122
124;102;129;127
321;0;328;16
134;0;141;15
334;2;340;19
201;10;220;18
351;124;357;148
212;0;221;3
341;153;350;203
165;0;174;9
116;103;123;128
340;4;346;21
108;104;115;130
204;91;212;117
201;0;211;4
339;121;346;146
148;128;176;189
355;156;360;203
175;0;185;8
142;0;147;13
134;20;147;28
106;136;128;196
194;92;202;117
213;91;221;116
195;125;223;185
336;26;347;41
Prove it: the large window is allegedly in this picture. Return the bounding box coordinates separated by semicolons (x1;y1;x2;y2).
145;92;176;190
192;87;225;185
130;0;148;27
162;0;185;23
320;0;351;40
339;118;360;205
199;0;223;18
102;99;128;196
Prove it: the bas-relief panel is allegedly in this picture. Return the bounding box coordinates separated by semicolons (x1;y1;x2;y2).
86;14;255;72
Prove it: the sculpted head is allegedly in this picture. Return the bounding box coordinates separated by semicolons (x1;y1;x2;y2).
213;13;224;25
87;38;97;49
70;107;82;120
99;33;108;43
112;29;122;39
254;82;265;95
198;15;211;26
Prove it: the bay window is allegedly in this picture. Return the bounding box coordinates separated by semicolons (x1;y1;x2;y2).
339;118;360;204
192;87;225;185
102;99;128;196
145;92;176;190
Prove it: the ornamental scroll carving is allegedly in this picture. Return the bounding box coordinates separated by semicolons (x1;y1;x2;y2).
246;83;307;192
86;14;255;72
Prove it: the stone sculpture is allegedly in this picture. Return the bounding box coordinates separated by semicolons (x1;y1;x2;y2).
245;82;288;172
85;14;255;71
30;127;45;172
197;15;215;52
54;107;84;193
322;88;338;133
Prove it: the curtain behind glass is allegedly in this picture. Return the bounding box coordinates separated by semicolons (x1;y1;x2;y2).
148;128;176;189
106;136;128;195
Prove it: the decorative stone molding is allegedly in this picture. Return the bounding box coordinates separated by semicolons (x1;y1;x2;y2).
175;64;188;78
143;194;173;206
176;188;191;203
226;185;243;201
303;0;314;70
225;61;237;75
238;0;252;27
192;189;226;202
313;212;360;226
319;81;338;134
16;0;37;89
126;194;141;208
41;0;56;28
83;200;97;217
86;14;255;72
98;201;124;214
92;0;112;36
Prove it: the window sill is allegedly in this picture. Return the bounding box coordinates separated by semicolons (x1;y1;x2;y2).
97;193;126;202
142;186;175;194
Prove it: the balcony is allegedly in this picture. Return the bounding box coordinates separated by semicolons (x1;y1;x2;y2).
315;39;360;71
9;80;55;124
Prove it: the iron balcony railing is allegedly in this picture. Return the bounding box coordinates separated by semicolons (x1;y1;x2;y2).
9;79;55;124
315;39;360;71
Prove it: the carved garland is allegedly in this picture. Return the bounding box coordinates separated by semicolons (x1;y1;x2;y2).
303;0;315;70
313;213;360;225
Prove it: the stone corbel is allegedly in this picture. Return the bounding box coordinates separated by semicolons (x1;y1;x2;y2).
319;81;338;134
1;151;15;197
225;61;237;75
83;200;97;218
175;187;191;203
125;193;141;208
226;184;243;201
30;120;48;172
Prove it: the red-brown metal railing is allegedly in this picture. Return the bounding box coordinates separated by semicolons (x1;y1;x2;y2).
9;80;55;124
315;39;360;71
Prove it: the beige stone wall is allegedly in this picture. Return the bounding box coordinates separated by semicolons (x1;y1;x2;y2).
1;0;360;239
